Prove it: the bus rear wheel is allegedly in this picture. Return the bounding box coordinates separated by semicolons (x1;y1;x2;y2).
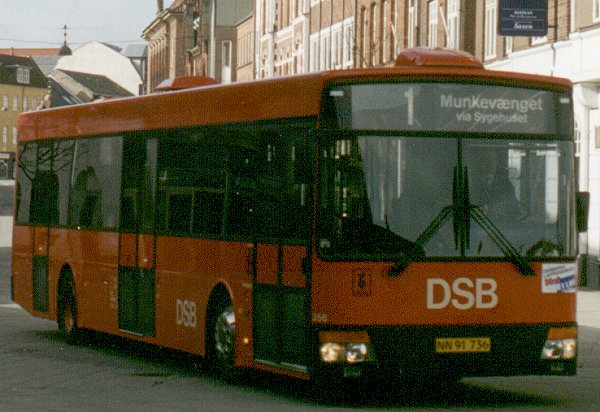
58;274;81;343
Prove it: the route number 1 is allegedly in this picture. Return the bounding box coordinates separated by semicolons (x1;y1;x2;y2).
404;87;414;126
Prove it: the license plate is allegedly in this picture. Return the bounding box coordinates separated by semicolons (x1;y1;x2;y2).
435;337;491;353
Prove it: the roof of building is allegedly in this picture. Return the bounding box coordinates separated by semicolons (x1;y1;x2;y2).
124;44;148;59
0;48;61;57
0;54;47;88
54;69;134;100
31;56;62;76
47;77;84;107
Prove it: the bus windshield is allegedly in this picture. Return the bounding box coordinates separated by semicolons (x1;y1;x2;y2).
318;83;576;267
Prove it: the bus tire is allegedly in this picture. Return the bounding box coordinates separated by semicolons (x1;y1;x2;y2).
57;272;81;344
206;298;238;381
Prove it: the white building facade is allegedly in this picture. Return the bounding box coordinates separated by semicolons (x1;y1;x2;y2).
486;1;600;287
55;41;143;96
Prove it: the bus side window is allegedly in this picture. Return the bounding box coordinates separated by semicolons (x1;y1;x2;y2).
168;192;193;232
30;170;59;226
225;145;257;236
286;138;312;239
157;132;226;236
69;137;122;229
193;191;223;235
69;166;102;228
16;143;36;224
120;137;157;233
29;142;64;226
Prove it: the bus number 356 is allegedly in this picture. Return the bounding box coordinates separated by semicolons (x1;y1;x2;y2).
176;299;197;327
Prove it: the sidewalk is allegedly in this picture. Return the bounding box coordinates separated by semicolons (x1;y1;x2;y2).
0;216;11;247
577;289;600;329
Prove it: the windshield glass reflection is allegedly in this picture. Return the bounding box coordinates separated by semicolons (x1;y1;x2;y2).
318;136;575;261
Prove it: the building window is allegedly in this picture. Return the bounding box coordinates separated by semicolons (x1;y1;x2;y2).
408;0;416;48
16;67;30;84
382;0;388;63
344;22;354;68
505;36;513;55
595;0;600;22
447;0;460;49
332;26;342;69
222;41;232;83
485;0;497;60
13;96;18;112
2;127;7;145
531;35;547;46
13;127;17;145
428;0;438;48
360;7;367;68
370;3;378;66
320;33;331;70
310;36;318;72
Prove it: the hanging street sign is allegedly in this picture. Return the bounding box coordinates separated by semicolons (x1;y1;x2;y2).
499;0;549;37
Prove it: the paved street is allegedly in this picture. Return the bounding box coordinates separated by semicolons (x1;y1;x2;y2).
1;247;599;411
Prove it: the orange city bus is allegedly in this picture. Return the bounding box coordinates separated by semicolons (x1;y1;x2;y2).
12;48;584;383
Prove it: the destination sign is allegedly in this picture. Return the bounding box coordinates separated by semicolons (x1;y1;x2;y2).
328;83;570;136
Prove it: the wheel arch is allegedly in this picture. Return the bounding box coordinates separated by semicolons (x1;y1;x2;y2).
204;281;234;355
205;281;233;327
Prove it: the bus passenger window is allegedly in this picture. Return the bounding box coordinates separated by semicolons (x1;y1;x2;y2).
69;167;102;228
225;145;258;236
193;191;223;235
226;191;254;236
157;133;228;236
168;192;192;233
16;144;36;224
68;138;122;230
25;140;73;227
30;171;59;226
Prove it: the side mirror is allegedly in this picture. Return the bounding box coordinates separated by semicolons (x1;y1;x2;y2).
577;191;590;233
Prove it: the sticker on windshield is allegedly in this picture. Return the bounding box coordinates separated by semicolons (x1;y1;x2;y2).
541;263;576;293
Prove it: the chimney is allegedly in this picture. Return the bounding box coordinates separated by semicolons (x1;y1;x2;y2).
157;0;164;13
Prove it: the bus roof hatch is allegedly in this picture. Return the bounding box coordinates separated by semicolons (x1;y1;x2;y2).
154;76;219;92
395;47;484;69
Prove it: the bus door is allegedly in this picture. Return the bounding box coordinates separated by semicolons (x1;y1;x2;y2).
253;242;309;369
118;137;157;336
29;144;60;313
247;134;311;370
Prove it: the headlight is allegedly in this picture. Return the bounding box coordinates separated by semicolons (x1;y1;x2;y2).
319;331;374;364
320;343;345;363
541;327;577;360
541;338;577;360
346;343;368;363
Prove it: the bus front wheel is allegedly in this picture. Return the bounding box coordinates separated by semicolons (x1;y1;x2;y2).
207;300;237;380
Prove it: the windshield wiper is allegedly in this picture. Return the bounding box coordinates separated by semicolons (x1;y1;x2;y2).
470;206;535;276
407;165;535;276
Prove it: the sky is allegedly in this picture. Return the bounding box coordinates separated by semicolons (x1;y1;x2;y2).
0;0;175;50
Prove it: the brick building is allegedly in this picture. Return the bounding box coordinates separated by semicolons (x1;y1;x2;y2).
143;0;253;92
0;54;47;179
